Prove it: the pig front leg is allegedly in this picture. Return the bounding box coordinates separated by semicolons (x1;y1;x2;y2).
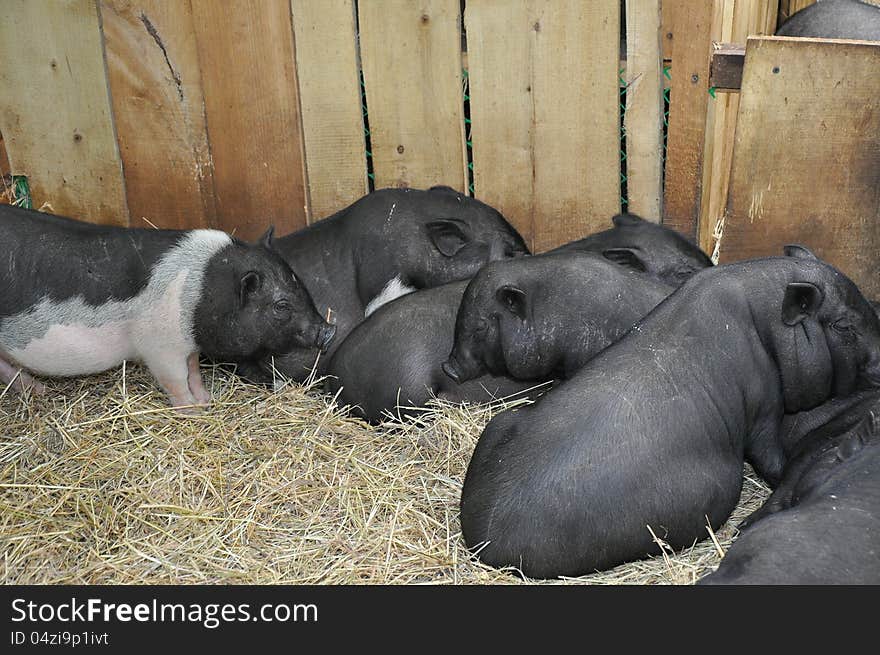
0;354;46;395
144;352;204;413
187;353;212;405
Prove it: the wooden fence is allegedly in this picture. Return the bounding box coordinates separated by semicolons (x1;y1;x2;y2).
0;0;681;247
0;0;878;272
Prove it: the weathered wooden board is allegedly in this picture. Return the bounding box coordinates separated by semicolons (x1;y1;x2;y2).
466;0;621;253
721;36;880;298
358;0;467;192
291;0;367;221
0;0;129;225
191;0;307;239
0;130;10;179
699;0;777;256
661;0;677;60
663;0;716;240
625;0;664;222
464;1;535;245
101;0;216;230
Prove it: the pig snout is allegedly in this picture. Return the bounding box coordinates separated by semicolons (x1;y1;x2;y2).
442;359;463;384
315;323;337;352
442;352;482;384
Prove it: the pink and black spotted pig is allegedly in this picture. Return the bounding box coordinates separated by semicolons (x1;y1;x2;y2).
0;205;335;411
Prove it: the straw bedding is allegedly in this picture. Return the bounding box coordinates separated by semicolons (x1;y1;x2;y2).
0;364;770;585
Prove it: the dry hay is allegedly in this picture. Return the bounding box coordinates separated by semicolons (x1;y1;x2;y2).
0;364;770;585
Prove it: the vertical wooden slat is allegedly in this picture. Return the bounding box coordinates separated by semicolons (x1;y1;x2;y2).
698;0;777;256
190;0;307;239
721;37;880;298
465;1;535;245
1;131;11;206
467;0;621;253
0;130;10;179
0;0;129;225
660;1;676;61
663;0;716;240
625;0;664;221
358;0;467;192
100;0;216;230
290;0;367;221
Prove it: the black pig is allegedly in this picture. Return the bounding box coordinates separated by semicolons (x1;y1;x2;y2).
443;251;673;385
325;281;536;423
234;186;528;384
776;0;880;40
461;246;880;578
551;213;713;288
701;394;880;584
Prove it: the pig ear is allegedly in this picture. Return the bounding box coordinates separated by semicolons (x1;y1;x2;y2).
240;271;263;306
783;244;818;260
426;219;469;257
782;281;824;326
258;225;275;250
612;213;646;228
496;285;527;320
602;247;647;273
428;185;459;196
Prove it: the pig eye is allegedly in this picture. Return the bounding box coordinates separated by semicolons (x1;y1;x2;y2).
831;318;857;334
274;299;292;314
673;266;696;281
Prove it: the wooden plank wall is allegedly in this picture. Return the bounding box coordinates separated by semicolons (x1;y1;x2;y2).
0;0;657;251
0;0;129;226
101;0;216;230
720;36;880;297
359;0;467;193
466;0;621;253
4;0;875;261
